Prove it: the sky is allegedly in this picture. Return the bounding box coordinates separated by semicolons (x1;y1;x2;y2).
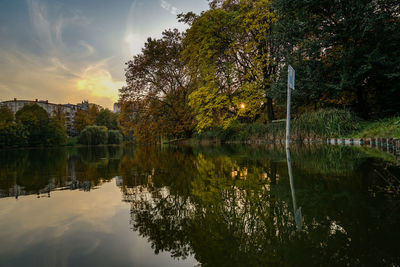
0;0;209;109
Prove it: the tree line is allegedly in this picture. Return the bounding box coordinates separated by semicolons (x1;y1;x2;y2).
0;103;122;147
119;0;400;142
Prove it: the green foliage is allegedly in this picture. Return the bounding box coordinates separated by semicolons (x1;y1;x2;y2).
73;109;89;134
0;106;14;124
195;108;360;141
271;0;400;118
293;109;360;139
116;0;399;141
183;3;275;131
73;106;121;138
119;29;196;142
78;125;108;146
351;117;400;138
15;104;49;146
0;122;28;147
108;130;123;145
15;104;66;146
96;109;119;130
65;136;79;146
46;118;68;145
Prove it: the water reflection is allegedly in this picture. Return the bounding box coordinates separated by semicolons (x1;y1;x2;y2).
0;145;399;266
286;148;302;231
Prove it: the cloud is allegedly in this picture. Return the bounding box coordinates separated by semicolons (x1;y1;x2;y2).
27;0;54;51
77;61;125;104
160;0;181;16
0;45;124;109
78;40;95;56
0;0;124;109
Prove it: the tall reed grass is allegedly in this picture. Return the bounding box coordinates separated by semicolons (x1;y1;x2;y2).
194;108;361;142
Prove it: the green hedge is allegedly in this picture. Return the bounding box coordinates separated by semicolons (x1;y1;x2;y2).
79;126;108;145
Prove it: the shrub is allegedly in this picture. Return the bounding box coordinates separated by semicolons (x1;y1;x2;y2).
79;126;108;146
65;136;79;146
108;130;123;144
0;123;28;147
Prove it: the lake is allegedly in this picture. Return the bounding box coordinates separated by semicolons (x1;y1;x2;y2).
0;144;399;266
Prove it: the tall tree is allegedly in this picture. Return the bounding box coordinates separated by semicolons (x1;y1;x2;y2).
73;109;89;134
96;108;119;130
52;105;67;129
271;0;400;118
182;0;277;131
119;29;196;142
15;104;66;146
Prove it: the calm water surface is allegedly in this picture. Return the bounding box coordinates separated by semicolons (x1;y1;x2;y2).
0;145;399;266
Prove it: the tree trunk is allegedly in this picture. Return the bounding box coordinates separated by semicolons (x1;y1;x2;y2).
356;87;370;119
266;97;275;122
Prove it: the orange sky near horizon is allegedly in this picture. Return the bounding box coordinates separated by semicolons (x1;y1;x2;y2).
0;0;208;109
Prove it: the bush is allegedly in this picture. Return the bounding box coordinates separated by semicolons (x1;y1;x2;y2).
108;130;123;144
79;126;108;146
65;136;79;146
0;123;28;147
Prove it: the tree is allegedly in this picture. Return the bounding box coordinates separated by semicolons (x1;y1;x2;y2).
87;105;99;125
108;130;123;144
96;108;119;130
271;0;400;118
15;104;66;146
182;0;277;131
0;106;14;125
0;106;27;147
119;29;196;142
0;123;27;147
73;109;89;134
16;104;50;146
46;118;67;145
52;105;66;127
78;125;108;146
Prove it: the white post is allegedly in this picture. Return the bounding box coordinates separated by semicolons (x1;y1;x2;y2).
286;65;294;149
285;81;291;149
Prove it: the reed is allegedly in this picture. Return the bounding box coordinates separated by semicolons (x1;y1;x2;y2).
193;108;361;142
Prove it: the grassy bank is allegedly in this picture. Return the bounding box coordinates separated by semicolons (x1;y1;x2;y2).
349;117;400;139
193;109;400;142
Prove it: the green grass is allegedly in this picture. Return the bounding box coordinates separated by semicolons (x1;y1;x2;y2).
349;117;400;138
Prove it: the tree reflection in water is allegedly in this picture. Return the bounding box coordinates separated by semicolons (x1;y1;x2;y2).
121;145;400;266
0;145;399;266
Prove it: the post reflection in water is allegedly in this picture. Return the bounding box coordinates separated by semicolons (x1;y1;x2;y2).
286;147;302;231
0;145;399;266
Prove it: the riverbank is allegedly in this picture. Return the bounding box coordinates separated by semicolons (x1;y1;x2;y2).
190;110;400;144
181;111;400;162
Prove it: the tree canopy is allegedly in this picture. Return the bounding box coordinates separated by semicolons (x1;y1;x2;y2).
119;29;196;142
119;0;400;141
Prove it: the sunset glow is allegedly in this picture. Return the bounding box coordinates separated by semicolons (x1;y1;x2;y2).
0;0;208;108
